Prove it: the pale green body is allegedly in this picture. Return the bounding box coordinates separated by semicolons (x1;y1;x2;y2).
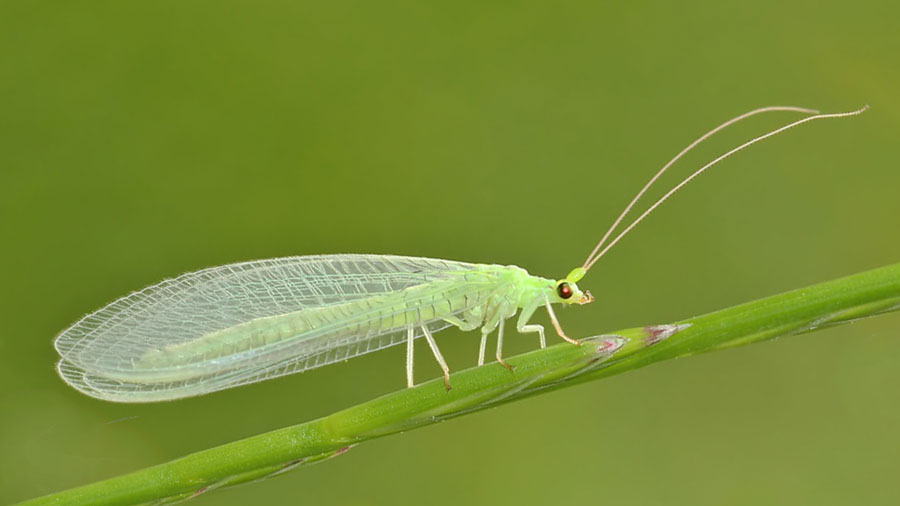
51;105;866;403
136;264;553;382
54;255;579;402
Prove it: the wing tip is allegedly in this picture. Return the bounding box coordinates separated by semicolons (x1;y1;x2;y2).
55;359;184;403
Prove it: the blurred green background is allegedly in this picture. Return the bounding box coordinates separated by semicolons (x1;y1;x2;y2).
2;1;898;504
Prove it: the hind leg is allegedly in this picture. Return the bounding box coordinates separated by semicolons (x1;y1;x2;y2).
422;325;452;391
478;331;488;366
494;319;514;371
406;326;415;388
443;315;480;331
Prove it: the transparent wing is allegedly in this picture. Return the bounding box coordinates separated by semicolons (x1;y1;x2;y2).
55;254;498;402
57;321;455;402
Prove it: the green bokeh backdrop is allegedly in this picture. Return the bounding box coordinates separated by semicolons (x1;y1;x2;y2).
2;1;899;504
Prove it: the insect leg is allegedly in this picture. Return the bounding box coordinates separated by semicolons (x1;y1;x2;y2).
406;326;415;388
421;324;452;391
518;324;546;348
544;298;580;345
495;319;514;371
515;298;546;348
444;314;488;365
478;332;488;366
443;315;480;331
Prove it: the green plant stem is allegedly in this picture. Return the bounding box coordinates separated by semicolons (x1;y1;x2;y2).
19;263;900;506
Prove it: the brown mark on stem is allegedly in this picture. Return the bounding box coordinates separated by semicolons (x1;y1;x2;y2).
644;323;692;346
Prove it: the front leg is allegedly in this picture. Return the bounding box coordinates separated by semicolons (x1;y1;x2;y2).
544;298;580;345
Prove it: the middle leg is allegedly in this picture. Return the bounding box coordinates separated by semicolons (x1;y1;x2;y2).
516;299;547;349
517;322;547;349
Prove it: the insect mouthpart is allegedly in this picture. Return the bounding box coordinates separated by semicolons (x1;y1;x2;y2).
578;290;594;305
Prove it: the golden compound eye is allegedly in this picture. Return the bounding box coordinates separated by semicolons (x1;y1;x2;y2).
557;282;573;299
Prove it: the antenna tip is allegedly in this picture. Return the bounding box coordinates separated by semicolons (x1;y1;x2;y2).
846;104;870;117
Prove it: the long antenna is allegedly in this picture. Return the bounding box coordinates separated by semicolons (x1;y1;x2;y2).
582;105;868;272
581;106;818;267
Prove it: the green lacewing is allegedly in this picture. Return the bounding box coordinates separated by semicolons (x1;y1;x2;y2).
54;105;867;402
